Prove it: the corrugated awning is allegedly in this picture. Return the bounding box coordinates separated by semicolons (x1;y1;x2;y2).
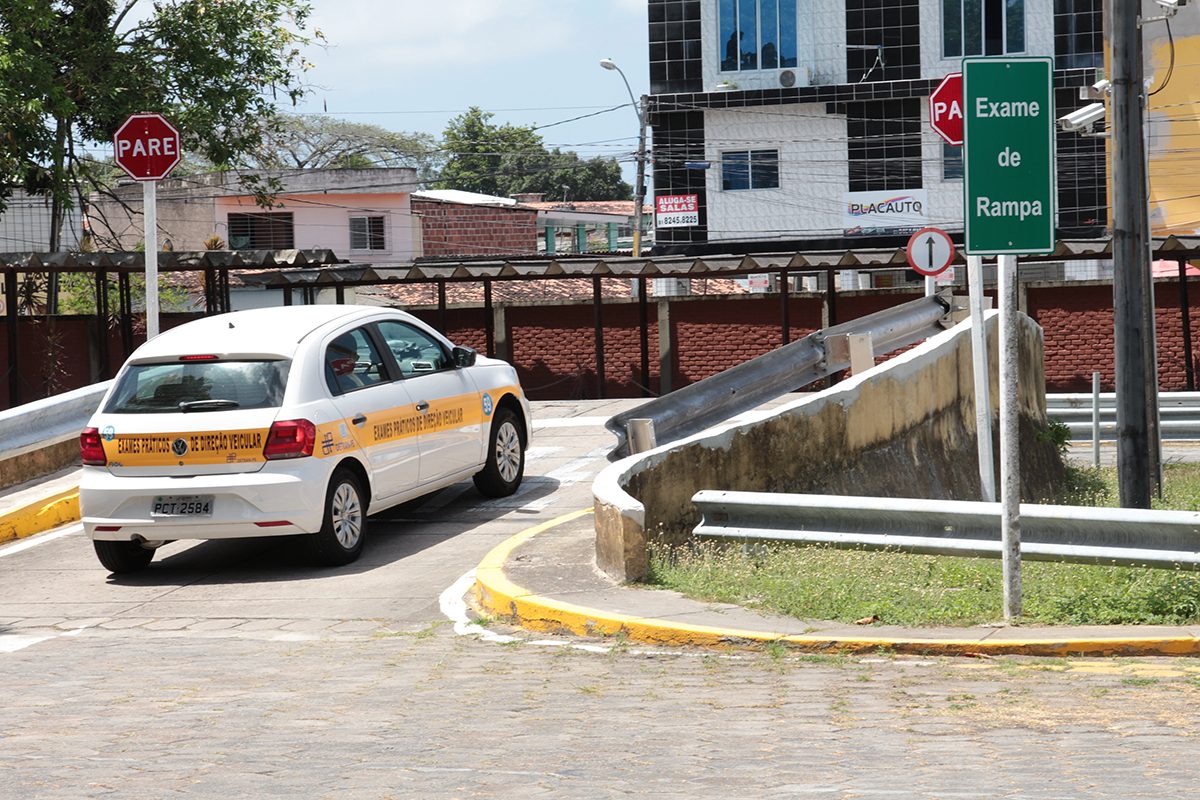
4;238;1199;286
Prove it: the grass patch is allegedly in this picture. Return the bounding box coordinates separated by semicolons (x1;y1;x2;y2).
643;464;1200;627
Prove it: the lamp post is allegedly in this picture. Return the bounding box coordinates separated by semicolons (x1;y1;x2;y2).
600;58;648;257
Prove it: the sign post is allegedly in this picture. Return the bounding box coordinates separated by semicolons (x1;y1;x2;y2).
113;113;182;339
963;57;1055;621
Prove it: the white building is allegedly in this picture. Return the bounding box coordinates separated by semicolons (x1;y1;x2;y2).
647;0;1106;255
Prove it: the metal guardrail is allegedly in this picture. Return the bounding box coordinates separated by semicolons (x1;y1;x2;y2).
0;382;110;461
605;293;954;460
1047;391;1200;440
692;490;1200;570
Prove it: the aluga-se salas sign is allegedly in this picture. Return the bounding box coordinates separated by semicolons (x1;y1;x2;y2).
962;57;1056;255
656;194;699;228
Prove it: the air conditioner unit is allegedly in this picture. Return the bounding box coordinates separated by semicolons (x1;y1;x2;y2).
779;67;810;88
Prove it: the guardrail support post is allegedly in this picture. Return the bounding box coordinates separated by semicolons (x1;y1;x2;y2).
848;333;873;375
626;419;657;454
1093;371;1102;468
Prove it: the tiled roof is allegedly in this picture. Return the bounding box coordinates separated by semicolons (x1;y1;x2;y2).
356;277;749;307
521;200;651;216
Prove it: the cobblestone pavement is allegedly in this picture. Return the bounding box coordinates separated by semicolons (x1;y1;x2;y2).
2;400;1199;798
2;623;1199;799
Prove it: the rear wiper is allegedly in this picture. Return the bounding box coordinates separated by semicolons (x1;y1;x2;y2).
178;399;240;412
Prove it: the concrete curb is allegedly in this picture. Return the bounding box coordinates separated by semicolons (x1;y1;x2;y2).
0;487;80;545
472;509;1200;658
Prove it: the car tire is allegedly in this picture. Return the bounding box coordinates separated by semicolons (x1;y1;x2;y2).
308;468;367;566
93;540;155;574
473;407;525;498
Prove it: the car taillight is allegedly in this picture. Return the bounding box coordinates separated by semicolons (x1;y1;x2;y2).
263;419;316;460
80;427;107;466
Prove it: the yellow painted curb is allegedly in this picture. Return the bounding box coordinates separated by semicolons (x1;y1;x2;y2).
0;488;81;545
472;509;1200;658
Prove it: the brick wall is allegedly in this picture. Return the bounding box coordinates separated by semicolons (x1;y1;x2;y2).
1026;280;1200;392
9;279;1200;409
670;296;823;386
412;200;537;257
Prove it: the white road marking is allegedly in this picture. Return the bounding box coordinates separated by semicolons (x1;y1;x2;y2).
440;569;607;652
0;634;55;654
531;416;610;429
516;445;610;511
0;523;82;558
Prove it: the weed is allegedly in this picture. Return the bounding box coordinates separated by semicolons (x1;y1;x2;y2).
1121;677;1160;687
644;464;1200;627
764;640;788;661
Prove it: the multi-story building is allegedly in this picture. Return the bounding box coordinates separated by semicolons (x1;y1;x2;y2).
647;0;1106;255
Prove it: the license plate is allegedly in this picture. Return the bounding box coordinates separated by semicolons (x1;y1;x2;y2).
151;495;214;517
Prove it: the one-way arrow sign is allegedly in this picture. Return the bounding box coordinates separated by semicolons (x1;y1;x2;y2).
906;227;955;276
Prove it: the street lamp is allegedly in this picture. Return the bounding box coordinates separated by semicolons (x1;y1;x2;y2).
600;58;648;257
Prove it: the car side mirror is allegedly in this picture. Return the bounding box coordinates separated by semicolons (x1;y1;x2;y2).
452;346;477;368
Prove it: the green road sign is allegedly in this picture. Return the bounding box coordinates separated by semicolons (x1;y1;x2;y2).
963;57;1056;255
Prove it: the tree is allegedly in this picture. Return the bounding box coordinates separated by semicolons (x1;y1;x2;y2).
0;0;320;250
437;108;631;201
239;115;443;181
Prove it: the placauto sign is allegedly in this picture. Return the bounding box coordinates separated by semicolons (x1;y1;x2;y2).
843;189;928;236
655;194;699;228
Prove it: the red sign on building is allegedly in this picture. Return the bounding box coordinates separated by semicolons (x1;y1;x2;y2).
929;73;964;147
113;113;182;182
655;194;699;228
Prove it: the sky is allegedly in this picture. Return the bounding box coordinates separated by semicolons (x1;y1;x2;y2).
290;0;651;186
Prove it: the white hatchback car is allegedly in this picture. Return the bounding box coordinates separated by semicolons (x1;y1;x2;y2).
80;305;531;574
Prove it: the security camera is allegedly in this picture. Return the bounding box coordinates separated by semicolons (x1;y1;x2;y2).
1156;0;1187;10
1081;78;1111;100
1058;102;1107;133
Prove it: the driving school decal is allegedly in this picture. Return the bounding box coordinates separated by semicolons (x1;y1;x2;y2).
106;429;267;465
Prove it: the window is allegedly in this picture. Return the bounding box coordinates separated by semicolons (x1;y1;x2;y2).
721;149;780;191
847;100;922;193
1054;0;1102;69
942;142;964;181
324;328;388;396
375;320;451;377
718;0;797;71
943;0;1024;58
227;213;294;250
846;0;921;83
349;215;386;251
104;360;289;413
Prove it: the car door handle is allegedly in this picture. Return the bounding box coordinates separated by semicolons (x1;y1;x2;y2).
415;402;430;412
352;414;367;427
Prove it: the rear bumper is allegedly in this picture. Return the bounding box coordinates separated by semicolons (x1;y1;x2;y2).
81;463;329;541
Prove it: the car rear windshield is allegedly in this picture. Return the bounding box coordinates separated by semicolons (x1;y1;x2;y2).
104;360;290;413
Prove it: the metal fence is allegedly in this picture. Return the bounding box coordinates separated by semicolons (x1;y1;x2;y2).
692;490;1200;570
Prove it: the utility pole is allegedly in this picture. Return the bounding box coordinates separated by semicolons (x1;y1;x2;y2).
632;94;648;258
1112;0;1153;508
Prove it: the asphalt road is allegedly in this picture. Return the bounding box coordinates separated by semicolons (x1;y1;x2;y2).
1;399;1198;798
